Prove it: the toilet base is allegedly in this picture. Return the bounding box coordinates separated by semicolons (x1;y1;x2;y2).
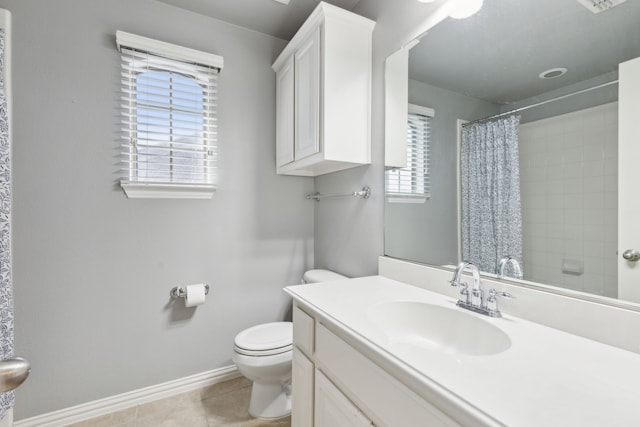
248;378;292;419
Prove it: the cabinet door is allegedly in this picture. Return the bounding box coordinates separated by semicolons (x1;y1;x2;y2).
315;370;372;427
276;55;295;167
619;57;640;303
294;28;321;161
292;347;314;427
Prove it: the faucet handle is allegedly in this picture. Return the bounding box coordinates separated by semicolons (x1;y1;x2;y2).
488;289;515;299
450;280;471;304
458;282;470;304
486;288;515;316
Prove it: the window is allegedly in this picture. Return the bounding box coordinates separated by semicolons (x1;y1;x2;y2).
385;104;433;202
117;31;223;199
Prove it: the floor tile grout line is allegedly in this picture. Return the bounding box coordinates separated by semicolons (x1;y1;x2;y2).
199;384;253;403
70;377;289;427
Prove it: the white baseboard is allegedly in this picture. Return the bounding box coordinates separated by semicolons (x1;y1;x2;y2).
14;365;240;427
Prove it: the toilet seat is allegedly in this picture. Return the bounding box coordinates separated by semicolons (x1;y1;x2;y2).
234;343;292;357
234;322;292;357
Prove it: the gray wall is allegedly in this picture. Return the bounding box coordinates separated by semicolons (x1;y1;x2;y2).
313;0;449;278
2;0;314;419
384;79;499;266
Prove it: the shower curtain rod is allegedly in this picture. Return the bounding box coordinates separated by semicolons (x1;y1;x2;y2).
461;79;619;128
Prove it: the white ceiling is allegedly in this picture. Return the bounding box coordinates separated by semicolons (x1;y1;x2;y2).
155;0;640;105
155;0;362;40
409;0;640;104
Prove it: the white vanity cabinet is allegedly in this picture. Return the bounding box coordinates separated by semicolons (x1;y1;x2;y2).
290;304;459;427
315;370;373;427
272;2;375;177
292;306;315;427
292;347;315;426
292;305;374;427
287;275;640;427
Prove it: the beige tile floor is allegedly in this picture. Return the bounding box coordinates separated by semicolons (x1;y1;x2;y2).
68;377;291;427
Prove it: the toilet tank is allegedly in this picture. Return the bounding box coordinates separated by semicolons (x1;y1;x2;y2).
303;269;347;284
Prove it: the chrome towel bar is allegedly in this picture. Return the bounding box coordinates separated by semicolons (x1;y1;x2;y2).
306;186;371;201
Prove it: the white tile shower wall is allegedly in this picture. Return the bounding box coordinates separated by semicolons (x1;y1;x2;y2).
518;102;618;297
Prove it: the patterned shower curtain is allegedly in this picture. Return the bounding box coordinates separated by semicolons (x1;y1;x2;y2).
460;114;523;275
0;28;15;418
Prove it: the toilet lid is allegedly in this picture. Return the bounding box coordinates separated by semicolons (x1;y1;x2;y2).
234;322;292;354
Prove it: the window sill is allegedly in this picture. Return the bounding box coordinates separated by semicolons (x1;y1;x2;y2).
121;181;216;199
386;194;428;204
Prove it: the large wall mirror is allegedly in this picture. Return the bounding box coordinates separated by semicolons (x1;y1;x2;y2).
384;0;640;307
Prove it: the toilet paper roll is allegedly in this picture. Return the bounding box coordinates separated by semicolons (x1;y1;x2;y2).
185;283;207;307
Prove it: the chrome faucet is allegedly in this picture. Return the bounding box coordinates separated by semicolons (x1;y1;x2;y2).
450;261;481;306
497;256;523;280
450;261;514;317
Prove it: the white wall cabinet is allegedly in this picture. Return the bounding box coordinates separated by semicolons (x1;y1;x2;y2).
294;28;321;163
272;2;375;176
384;47;410;169
276;55;295;167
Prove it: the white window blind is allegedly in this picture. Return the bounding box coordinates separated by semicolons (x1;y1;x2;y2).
386;104;433;202
117;31;223;199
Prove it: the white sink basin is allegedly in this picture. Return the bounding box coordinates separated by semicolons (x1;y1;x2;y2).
369;301;511;357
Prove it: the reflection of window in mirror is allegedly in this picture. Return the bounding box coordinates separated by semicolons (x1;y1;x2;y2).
385;104;433;203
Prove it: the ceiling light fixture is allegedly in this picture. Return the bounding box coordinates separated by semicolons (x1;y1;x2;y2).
415;0;483;21
272;0;290;4
539;68;568;79
449;0;484;19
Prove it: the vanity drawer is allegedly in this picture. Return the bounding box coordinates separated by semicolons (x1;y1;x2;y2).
315;323;460;427
293;305;315;356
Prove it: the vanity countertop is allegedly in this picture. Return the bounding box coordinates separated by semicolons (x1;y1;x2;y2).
285;275;640;427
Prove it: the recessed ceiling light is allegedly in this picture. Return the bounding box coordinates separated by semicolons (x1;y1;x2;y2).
272;0;290;4
539;68;568;79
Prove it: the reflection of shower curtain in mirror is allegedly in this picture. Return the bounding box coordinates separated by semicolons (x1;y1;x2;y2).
461;115;523;275
0;26;15;418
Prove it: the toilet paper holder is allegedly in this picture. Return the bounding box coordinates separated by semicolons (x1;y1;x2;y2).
170;283;210;299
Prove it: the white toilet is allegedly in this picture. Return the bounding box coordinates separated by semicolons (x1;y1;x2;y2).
232;269;347;419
